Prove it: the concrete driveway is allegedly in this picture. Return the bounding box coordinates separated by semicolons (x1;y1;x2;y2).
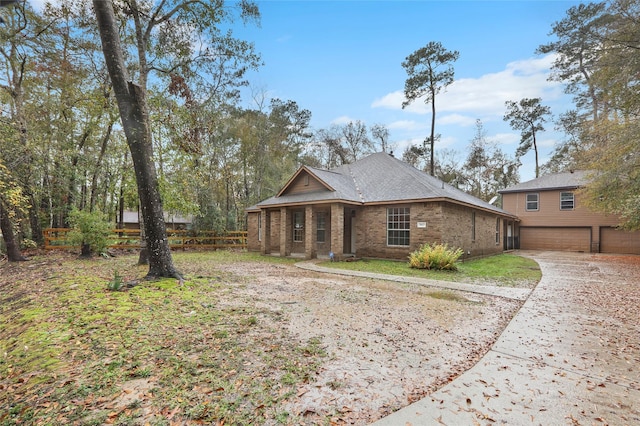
373;251;640;425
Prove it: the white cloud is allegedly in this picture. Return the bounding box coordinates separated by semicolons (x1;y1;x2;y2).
372;91;405;110
491;132;520;146
386;120;425;132
372;54;564;118
439;135;457;149
29;0;53;11
438;113;477;127
330;115;357;125
538;137;558;148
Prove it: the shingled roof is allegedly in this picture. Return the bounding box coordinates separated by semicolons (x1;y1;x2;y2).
251;152;513;216
499;170;591;194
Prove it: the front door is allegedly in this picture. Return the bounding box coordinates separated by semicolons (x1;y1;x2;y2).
343;208;356;255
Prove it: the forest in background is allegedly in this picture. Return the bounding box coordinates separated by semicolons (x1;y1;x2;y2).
1;0;639;254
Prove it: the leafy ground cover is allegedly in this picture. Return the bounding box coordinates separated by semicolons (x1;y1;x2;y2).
320;253;541;288
1;250;534;425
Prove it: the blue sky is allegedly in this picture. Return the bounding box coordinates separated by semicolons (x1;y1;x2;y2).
30;0;583;182
234;0;584;181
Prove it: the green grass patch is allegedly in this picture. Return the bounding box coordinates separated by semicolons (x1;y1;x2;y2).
320;253;541;287
0;251;326;425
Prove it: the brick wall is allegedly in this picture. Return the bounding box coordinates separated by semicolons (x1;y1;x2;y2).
315;207;332;257
247;202;506;260
246;212;260;252
355;202;504;260
355;203;447;259
439;203;503;259
270;210;280;253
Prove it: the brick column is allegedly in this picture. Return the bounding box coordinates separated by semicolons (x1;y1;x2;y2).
280;207;290;257
261;210;271;255
330;204;344;260
304;206;315;259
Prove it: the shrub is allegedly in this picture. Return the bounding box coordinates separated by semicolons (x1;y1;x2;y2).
408;243;463;271
20;239;37;250
107;270;124;291
67;209;112;257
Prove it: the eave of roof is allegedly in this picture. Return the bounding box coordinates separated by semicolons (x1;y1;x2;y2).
252;152;515;217
499;170;592;194
276;166;334;197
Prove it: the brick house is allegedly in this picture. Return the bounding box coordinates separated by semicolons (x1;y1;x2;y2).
246;152;518;260
499;171;640;254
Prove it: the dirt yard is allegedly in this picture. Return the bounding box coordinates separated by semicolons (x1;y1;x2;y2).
1;253;526;425
220;261;523;424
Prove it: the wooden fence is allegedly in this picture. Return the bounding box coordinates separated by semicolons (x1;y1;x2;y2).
43;228;247;251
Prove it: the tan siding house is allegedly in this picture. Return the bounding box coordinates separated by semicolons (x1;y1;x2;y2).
500;171;640;254
246;153;517;260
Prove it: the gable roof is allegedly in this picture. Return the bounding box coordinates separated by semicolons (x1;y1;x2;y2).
499;170;591;194
252;152;514;217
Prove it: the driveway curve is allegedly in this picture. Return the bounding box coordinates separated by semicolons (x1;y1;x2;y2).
373;251;640;425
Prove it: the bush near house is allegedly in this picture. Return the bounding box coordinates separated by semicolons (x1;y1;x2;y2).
408;243;463;271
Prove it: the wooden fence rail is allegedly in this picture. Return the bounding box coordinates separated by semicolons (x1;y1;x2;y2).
43;228;247;251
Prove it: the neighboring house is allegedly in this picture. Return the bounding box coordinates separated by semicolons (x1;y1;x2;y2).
499;171;640;254
118;210;193;230
246;152;518;260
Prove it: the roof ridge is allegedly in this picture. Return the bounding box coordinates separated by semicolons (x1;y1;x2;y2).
344;163;366;203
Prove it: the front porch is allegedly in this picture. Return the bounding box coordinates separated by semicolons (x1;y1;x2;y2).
259;204;359;260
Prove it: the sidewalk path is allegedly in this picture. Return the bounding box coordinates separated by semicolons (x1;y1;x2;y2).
371;251;640;425
295;261;531;301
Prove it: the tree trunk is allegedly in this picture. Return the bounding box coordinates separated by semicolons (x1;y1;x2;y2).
429;88;436;177
0;202;27;261
25;190;43;245
80;242;92;258
532;132;539;179
89;120;114;211
137;203;149;265
93;0;180;279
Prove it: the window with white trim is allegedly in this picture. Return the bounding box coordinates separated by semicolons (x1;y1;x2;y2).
495;217;500;244
471;211;476;241
387;207;410;246
526;193;539;211
316;212;326;243
293;211;303;242
560;192;574;210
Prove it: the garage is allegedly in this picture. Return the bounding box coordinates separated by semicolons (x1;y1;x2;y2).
600;227;640;255
520;227;591;252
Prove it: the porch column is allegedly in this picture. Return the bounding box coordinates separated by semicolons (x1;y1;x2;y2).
261;210;271;255
304;205;315;259
280;207;290;257
330;203;344;259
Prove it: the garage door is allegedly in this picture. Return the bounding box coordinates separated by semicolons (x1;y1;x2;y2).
600;227;640;254
520;227;591;252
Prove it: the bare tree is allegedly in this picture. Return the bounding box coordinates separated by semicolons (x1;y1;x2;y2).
340;120;373;161
370;123;393;153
